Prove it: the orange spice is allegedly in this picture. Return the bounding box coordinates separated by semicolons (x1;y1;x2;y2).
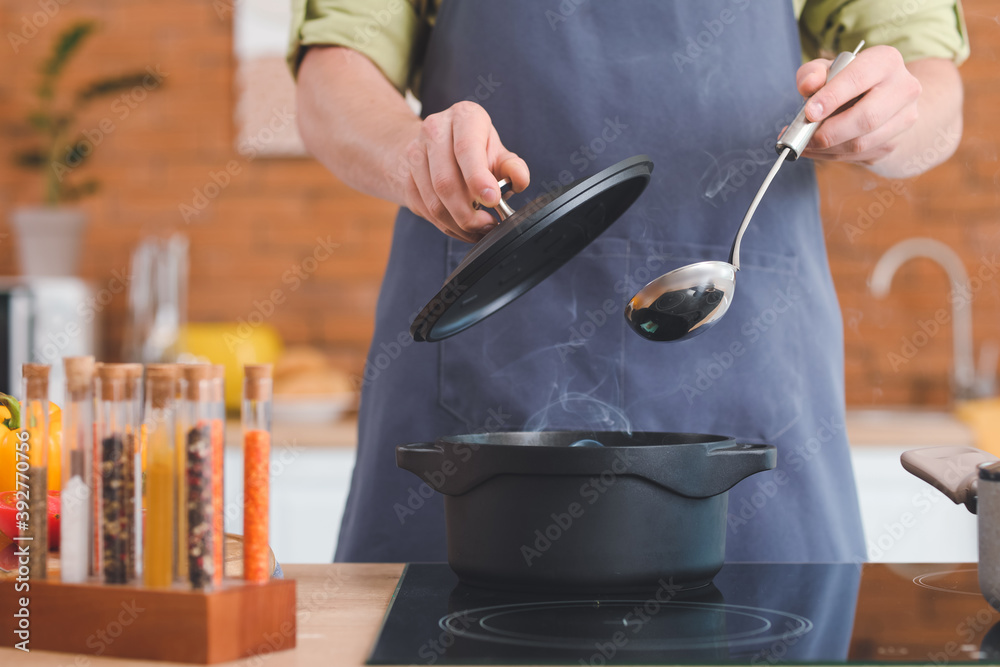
243;429;270;583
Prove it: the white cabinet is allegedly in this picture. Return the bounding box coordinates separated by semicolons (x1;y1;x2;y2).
851;445;977;562
224;446;356;564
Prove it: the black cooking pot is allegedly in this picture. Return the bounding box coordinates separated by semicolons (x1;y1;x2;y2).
396;431;776;593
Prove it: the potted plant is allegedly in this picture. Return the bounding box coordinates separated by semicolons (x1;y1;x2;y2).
11;20;163;276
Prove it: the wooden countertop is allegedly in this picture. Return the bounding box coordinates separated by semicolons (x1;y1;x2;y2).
0;564;404;667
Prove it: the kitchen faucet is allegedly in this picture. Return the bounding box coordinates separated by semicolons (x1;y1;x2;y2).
870;237;996;401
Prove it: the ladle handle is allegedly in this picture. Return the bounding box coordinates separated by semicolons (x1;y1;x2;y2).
728;148;789;270
730;41;864;269
776;41;864;160
474;178;516;221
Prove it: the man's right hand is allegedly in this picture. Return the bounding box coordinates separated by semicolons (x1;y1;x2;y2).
298;48;530;243
386;101;530;243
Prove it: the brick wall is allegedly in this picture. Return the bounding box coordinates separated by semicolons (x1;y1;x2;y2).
0;0;997;407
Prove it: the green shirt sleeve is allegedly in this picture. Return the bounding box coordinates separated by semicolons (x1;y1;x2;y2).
287;0;427;90
797;0;969;64
288;1;968;89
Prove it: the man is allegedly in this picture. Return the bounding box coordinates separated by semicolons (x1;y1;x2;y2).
290;1;967;563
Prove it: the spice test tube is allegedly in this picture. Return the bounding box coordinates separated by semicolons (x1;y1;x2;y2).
22;363;50;579
209;364;226;586
123;363;144;581
182;364;215;590
91;362;102;576
174;369;188;582
242;364;272;583
61;356;95;584
95;364;131;584
143;364;179;588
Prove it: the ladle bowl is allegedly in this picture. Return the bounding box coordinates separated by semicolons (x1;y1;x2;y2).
624;261;735;342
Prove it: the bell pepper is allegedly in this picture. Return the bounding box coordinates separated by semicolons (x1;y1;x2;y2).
0;395;62;493
0;527;14;571
0;490;60;551
0;394;22;497
0;392;64;553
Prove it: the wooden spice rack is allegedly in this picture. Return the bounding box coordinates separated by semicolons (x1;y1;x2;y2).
0;536;296;663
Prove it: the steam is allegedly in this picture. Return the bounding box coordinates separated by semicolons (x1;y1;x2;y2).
699;148;779;205
524;391;632;435
482;272;633;435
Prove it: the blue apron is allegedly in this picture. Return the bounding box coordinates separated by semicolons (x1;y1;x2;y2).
337;0;867;564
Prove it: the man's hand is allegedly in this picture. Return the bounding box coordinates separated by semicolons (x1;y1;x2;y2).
296;47;530;242
388;102;530;243
796;45;923;166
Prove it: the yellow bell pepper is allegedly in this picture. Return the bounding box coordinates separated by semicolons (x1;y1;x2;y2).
0;395;21;496
0;396;62;494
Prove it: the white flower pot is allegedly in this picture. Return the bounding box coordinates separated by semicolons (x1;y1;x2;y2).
9;206;88;277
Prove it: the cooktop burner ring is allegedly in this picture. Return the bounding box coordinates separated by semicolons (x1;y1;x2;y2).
438;599;814;651
912;567;981;596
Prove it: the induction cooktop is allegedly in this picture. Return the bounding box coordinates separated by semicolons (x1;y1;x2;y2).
368;563;1000;665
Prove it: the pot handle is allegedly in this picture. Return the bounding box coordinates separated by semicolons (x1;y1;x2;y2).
703;442;778;494
396;442;445;477
900;446;997;514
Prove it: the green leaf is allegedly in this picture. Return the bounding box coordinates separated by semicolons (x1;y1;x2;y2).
75;72;153;103
38;21;98;100
62;179;100;202
26;112;52;132
13;149;47;169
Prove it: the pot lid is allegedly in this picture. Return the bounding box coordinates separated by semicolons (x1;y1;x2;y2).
409;155;654;342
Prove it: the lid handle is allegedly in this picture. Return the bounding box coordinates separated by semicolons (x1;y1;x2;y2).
474;179;515;221
900;446;997;514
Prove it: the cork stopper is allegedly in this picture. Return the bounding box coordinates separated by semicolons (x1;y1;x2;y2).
181;364;213;401
145;363;177;377
96;363;129;401
244;364;272;401
209;364;225;403
122;363;144;400
22;363;50;400
146;364;179;409
64;356;95;395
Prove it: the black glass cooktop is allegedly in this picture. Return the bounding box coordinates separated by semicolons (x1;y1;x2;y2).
368;563;1000;665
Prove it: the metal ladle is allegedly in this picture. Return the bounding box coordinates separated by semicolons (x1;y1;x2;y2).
625;42;863;342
